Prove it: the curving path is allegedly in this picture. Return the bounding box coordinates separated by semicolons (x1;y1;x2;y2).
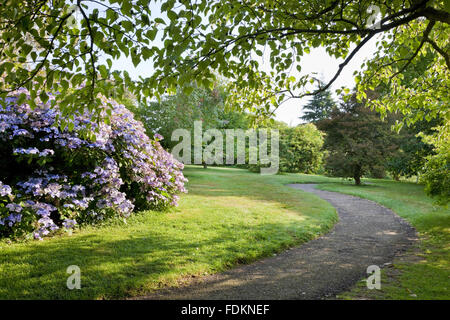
134;184;417;300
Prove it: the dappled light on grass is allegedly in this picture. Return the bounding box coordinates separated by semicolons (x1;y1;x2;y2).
0;166;337;299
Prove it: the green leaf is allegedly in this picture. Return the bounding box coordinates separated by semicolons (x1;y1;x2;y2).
39;91;49;104
146;28;157;41
121;20;134;32
16;93;27;105
183;86;194;95
167;10;177;20
99;65;108;79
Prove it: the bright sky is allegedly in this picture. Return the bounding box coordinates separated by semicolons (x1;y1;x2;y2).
102;2;380;127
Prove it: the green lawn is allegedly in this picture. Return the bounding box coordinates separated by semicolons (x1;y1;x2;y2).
315;180;450;300
1;166;448;299
0;166;338;299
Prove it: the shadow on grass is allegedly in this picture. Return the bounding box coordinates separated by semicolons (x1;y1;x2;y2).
0;166;339;299
0;219;313;299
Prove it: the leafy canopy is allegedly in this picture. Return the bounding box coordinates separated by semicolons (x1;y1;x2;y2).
1;0;448;125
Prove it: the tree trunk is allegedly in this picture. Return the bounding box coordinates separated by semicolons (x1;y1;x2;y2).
354;164;362;185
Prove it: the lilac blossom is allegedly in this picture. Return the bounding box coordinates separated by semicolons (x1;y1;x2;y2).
62;219;77;229
0;181;12;197
6;203;22;213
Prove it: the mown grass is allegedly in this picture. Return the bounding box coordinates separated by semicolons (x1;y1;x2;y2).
0;166;338;299
315;180;450;300
2;166;447;300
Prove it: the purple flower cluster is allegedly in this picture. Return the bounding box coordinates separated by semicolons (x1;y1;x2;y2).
0;89;187;240
0;181;12;197
13;147;55;157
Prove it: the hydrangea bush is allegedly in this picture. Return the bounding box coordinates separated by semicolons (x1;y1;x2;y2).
0;89;187;240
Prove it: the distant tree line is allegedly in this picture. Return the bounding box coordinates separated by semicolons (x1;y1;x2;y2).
132;83;325;174
130;81;445;204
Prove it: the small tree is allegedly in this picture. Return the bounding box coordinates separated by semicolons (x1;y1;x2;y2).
317;96;396;185
300;83;337;123
279;124;325;173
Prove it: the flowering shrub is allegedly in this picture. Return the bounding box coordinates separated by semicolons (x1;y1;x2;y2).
0;89;187;240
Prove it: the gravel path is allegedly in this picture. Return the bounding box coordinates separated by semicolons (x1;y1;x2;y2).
134;184;417;300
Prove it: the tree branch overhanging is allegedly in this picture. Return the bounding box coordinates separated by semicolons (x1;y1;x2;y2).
419;6;450;24
424;37;450;69
389;20;436;80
